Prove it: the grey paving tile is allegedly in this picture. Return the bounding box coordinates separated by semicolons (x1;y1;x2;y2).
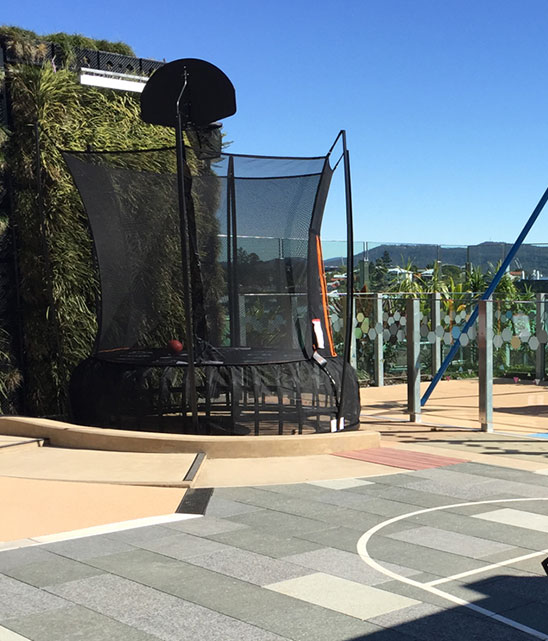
204;496;264;518
355;472;432;487
85;548;374;641
128;531;233;561
3;605;157;641
348;485;468;508
451;462;548;487
184;546;312;585
440;576;539;614
49;573;289;641
82;548;207;587
261;483;411;515
209;526;323;558
225;509;328;536
346;497;430;518
387;526;514;559
504;601;548;635
215;489;357;525
162;516;248;536
2;554;105;588
367;535;488;576
375;580;451;608
408;478;510;501
293;525;364;553
104;524;181;544
370;601;537;640
284;547;420;585
265;572;420;620
446;500;528;516
506;556;548;576
0;547;61;572
41;534;136;561
0;574;67;621
412;510;548;550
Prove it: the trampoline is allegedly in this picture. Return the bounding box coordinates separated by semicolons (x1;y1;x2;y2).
65;58;360;435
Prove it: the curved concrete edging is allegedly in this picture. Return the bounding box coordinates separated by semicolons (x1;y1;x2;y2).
0;416;380;458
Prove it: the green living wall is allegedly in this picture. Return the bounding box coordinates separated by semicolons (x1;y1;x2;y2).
0;27;222;416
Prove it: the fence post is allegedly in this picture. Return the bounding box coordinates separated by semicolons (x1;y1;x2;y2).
478;299;493;432
373;293;384;386
431;292;441;376
536;293;546;382
406;297;421;422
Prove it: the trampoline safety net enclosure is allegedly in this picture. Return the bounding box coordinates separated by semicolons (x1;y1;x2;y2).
65;58;360;436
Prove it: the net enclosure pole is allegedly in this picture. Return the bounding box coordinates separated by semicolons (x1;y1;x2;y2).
421;183;548;408
336;130;355;426
175;75;199;431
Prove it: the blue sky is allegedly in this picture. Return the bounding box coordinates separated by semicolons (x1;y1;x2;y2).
4;0;548;247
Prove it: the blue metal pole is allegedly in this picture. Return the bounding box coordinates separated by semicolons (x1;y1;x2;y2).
421;184;548;407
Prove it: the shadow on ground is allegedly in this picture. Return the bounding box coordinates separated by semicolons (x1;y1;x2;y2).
349;573;548;640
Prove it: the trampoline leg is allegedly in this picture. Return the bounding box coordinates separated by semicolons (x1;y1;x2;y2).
252;368;260;436
295;365;303;435
276;371;284;435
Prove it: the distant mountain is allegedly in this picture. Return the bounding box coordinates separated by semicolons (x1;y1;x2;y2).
324;241;548;275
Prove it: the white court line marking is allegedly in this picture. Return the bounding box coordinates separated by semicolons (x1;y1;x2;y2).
357;497;548;640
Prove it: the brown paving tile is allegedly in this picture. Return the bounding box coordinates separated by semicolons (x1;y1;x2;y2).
332;447;466;470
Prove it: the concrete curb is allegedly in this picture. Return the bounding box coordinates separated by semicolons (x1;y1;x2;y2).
0;416;380;458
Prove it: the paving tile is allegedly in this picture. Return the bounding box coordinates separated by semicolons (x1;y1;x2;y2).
408;478;508;501
3;605;157;641
209;526;323;558
41;534;136;561
0;547;61;572
356;472;432;487
366;535;488;577
449;463;548;487
506;556;548;576
184;546;312;585
0;574;67;621
127;531;233;561
2;555;105;588
85;548;373;641
216;490;357;525
307;478;375;489
284;547;420;585
503;601;548;635
473;508;548;533
294;525;365;553
333;448;465;470
204;496;264;518
266;572;419;620
440;576;540;614
225;509;328;536
0;625;31;640
104;524;182;544
387;526;514;559
374;580;452;609
347;485;467;508
405;509;548;550
162;516;248;536
49;573;288;641
369;602;537;641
